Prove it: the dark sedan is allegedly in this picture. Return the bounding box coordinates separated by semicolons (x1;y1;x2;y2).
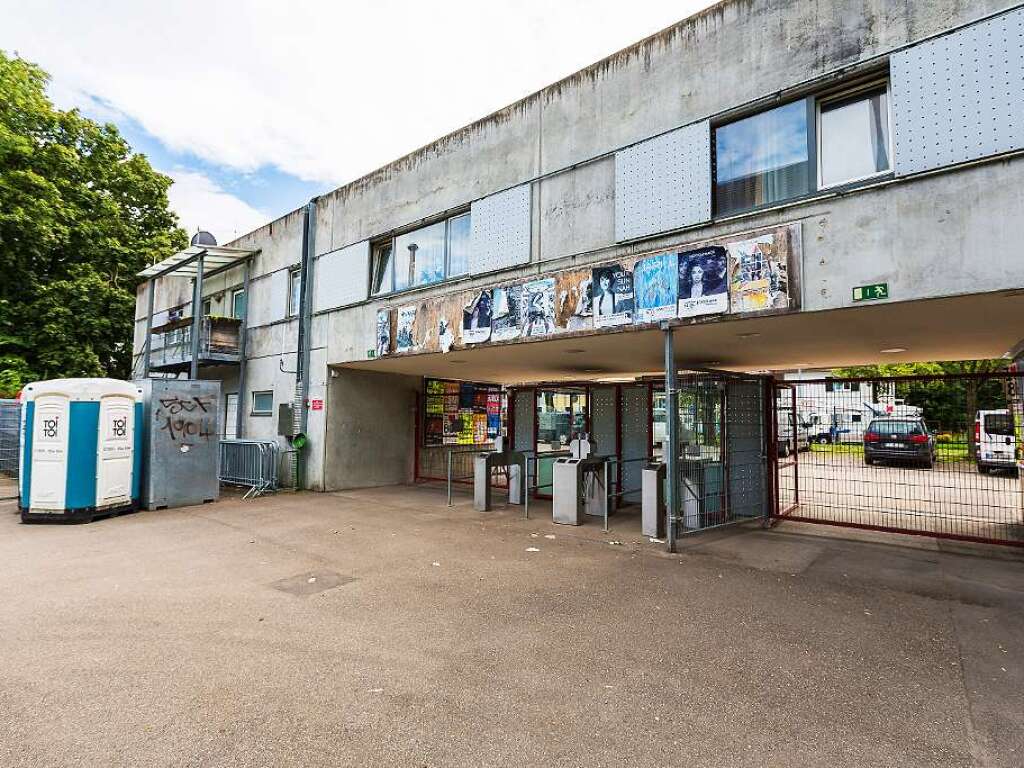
863;417;936;469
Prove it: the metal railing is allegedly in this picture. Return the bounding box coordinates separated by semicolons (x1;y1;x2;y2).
219;439;283;498
149;317;241;370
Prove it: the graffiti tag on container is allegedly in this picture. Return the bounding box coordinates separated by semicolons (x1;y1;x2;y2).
159;416;216;442
158;396;211;415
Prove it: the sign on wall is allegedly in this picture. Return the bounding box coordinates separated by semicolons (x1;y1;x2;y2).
633;252;678;323
677;246;728;318
592;265;634;327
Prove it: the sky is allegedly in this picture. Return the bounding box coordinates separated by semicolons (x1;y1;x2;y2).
0;0;715;243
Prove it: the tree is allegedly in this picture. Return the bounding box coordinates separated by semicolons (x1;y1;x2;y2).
833;359;1008;432
0;50;186;396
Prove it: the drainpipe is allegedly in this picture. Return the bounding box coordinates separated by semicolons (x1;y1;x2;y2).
293;198;317;487
189;252;205;380
142;277;156;378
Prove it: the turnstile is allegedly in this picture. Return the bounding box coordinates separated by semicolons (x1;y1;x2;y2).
641;461;666;538
473;450;526;512
551;455;609;525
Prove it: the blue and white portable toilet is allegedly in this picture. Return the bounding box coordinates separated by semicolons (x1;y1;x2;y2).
19;378;143;523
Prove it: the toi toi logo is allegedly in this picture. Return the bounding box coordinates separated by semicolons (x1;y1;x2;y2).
42;418;59;439
112;417;127;437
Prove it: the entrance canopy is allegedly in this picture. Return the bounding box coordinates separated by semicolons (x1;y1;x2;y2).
343;291;1024;384
137;245;255;280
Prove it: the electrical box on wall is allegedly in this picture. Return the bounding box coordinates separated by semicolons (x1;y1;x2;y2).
278;403;295;437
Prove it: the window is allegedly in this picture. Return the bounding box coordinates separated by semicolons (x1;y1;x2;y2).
370;241;394;296
224;393;239;438
251;390;274;416
369;211;471;296
231;288;246;320
202;299;212;316
447;213;471;278
818;84;890;188
287;268;301;317
715;99;812;216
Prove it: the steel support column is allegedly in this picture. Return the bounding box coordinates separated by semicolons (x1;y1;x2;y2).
188;252;205;380
142;277;156;378
662;324;679;553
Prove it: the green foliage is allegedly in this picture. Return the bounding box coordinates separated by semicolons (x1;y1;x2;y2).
0;50;186;397
832;359;1009;431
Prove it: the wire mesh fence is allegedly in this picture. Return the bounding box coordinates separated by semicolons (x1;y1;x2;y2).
774;372;1024;546
0;399;21;501
674;371;771;536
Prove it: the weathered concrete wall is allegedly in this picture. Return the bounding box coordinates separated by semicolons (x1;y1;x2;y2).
323;369;420;490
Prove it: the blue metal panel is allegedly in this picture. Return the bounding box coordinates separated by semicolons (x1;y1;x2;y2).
65;401;99;510
20;401;33;506
615;120;711;242
132;401;143;501
892;7;1024;176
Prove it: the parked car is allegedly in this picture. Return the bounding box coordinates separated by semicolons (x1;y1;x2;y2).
974;409;1017;475
863;417;936;468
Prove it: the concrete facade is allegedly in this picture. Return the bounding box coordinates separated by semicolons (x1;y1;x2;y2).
134;0;1024;492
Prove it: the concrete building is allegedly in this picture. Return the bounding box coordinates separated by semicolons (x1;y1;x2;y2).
134;0;1024;495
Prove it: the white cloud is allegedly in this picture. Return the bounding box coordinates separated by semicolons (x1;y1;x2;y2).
0;0;713;187
165;170;269;242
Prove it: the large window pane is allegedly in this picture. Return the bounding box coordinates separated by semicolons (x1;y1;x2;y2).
715;99;810;215
231;289;246;319
447;213;471;277
819;87;890;188
288;268;301;317
395;221;446;291
370;242;393;295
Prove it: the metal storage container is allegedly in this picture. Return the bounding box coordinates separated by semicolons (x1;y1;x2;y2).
136;379;221;510
19;378;142;523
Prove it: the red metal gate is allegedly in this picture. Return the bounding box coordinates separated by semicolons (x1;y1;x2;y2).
772;372;1024;547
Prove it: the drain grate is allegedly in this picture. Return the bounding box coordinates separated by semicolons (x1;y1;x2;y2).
271;570;356;596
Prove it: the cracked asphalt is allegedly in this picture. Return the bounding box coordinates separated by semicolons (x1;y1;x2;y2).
1;485;1021;767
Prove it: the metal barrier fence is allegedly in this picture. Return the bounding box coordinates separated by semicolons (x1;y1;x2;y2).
219;439;284;498
0;399;21;501
773;372;1024;547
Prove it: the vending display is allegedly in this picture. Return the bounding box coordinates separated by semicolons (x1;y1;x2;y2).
423;378;504;447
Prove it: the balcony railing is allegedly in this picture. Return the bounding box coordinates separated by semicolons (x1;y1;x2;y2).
147;316;242;372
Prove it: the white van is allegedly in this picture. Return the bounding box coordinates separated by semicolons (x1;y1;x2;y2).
974;409;1017;474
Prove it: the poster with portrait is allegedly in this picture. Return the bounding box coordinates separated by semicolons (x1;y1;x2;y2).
396;305;416;352
727;233;791;312
375;309;391;357
462;289;492;344
521;278;556;337
632;252;678;324
592;264;634;328
491;285;523;342
677;246;729;318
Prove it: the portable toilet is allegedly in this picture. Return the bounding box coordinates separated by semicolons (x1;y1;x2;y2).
19;378;143;523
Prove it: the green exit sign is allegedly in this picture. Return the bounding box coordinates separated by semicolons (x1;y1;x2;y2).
852;283;889;302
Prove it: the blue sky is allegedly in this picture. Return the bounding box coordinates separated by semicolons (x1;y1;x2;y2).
0;0;714;243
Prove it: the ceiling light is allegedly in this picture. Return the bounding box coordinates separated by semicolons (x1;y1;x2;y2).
879;347;907;354
565;348;586;354
448;359;467;364
736;332;761;339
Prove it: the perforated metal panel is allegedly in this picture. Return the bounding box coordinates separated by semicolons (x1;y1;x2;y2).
725;379;766;520
469;184;532;275
589;386;616;456
512;389;535;453
620;385;649;505
615;120;711;242
892;8;1024;176
314;240;369;312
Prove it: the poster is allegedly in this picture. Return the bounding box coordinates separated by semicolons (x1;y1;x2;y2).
375;309;390;357
396;305;416;352
522;278;556;337
592;264;634;327
557;271;592;332
633;251;678;323
462;289;492;344
677;246;729;318
423;378;503;447
727;233;791;312
491;285;522;342
437;316;455;353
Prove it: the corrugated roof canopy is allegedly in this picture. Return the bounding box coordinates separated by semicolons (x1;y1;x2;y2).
137;245;255;279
